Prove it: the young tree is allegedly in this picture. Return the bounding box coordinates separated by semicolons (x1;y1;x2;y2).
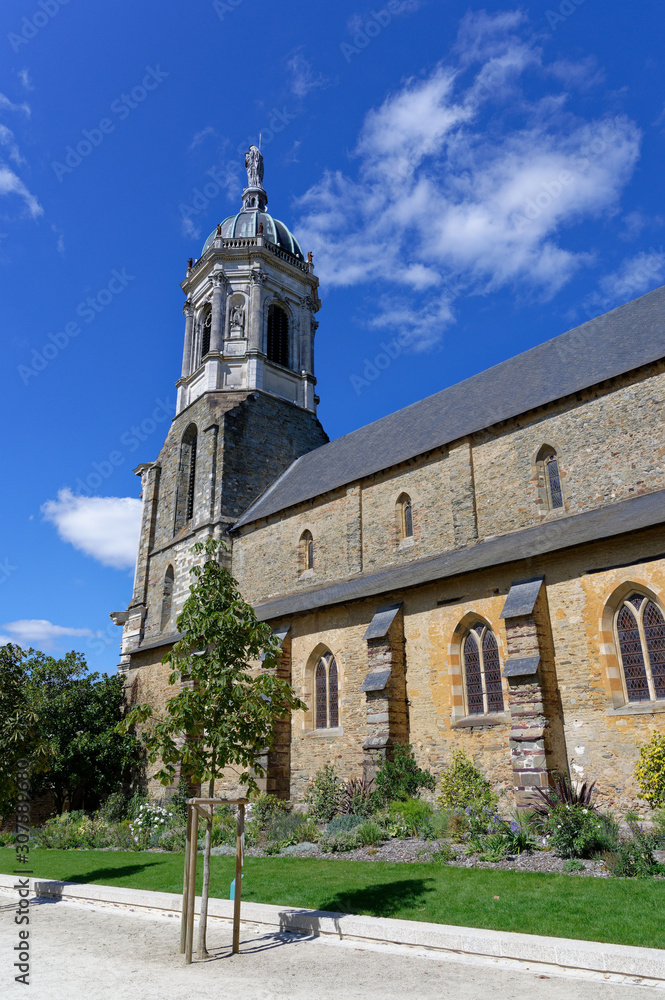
124;538;306;958
0;645;45;817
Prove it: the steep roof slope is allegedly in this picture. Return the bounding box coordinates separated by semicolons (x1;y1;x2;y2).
235;284;665;529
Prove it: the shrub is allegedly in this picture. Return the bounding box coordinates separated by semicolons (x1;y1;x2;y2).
126;792;148;820
545;804;617;859
375;744;436;804
210;806;237;847
431;843;456;862
252;793;290;829
563;858;585;873
167;776;190;825
387;798;433;837
603;823;662;878
264;812;318;850
326;813;364;835
356;820;384;847
305;765;344;822
341;776;375;818
635;733;665;808
159;825;187;852
129;803;173;848
99;790;128;823
534;772;596;814
476;832;510;862
438;751;496;811
318;829;359;853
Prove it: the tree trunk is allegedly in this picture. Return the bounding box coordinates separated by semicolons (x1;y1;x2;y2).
196;777;214;959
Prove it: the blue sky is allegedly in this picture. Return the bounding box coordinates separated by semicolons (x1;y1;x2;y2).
1;0;664;674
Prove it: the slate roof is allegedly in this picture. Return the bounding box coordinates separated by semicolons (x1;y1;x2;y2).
253;488;665;622
235;284;665;528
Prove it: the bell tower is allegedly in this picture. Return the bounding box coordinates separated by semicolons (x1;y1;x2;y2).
112;147;328;675
177;144;320;416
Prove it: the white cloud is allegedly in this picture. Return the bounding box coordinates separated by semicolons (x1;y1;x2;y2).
1;620;100;645
189;126;216;150
583;249;665;316
41;489;142;570
0;93;30;116
0;165;42;218
295;10;642;348
0;125;23;165
18;69;33;92
287;52;329;99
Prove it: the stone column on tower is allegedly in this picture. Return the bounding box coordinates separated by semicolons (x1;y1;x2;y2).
249;270;265;353
210;271;226;353
181;300;194;378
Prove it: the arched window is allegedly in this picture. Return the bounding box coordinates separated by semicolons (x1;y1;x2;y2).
299;530;314;574
462;622;504;715
200;309;211;361
615;592;665;702
267;303;289;367
315;652;339;729
160;566;174;631
537;445;564;510
396;493;413;541
174;425;197;534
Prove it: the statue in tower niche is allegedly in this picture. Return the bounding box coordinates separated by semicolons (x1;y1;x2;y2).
245;144;264;188
230;302;245;336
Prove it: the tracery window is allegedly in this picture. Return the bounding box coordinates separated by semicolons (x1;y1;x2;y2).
160;565;174;631
537;445;564;510
615;593;665;702
267;303;289;367
315;652;339;729
174;424;198;534
462;622;504;715
396;493;413;541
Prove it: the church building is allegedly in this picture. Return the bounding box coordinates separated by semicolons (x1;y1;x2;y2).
113;147;665;813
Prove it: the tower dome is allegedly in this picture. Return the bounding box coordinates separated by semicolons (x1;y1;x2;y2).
201;143;304;259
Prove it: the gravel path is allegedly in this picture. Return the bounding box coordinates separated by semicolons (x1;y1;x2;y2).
0;892;656;1000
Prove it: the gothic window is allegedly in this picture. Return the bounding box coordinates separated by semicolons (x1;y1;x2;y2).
396;493;413;541
267;303;289;367
615;593;665;702
315;652;339;729
462;622;504;716
160;566;174;631
299;530;314;574
174;424;198;534
201;309;212;361
537;446;564;510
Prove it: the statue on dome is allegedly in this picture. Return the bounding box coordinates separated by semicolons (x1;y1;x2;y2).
245;145;264;188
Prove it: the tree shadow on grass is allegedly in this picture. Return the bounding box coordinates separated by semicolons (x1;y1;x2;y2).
50;862;162;885
318;877;435;920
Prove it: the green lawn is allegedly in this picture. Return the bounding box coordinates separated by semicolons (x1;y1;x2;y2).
1;848;663;950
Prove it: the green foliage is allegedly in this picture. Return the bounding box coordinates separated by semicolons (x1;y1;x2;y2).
374;743;436;804
476;832;510;862
305;764;345;822
35;811;135;850
355;820;384;847
431;843;456;862
387;798;433;837
159;825;187;852
252;793;290;829
9;649;143;816
99;790;129;823
167;776;191;825
563;858;586;873
261;813;319;854
326;813;364;835
603;823;662;878
341;776;376;818
0;644;44;816
210;805;237;847
318;829;360;853
123;539;306;798
438;751;497;812
534;772;596;814
635;733;665;808
545;804;618;859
